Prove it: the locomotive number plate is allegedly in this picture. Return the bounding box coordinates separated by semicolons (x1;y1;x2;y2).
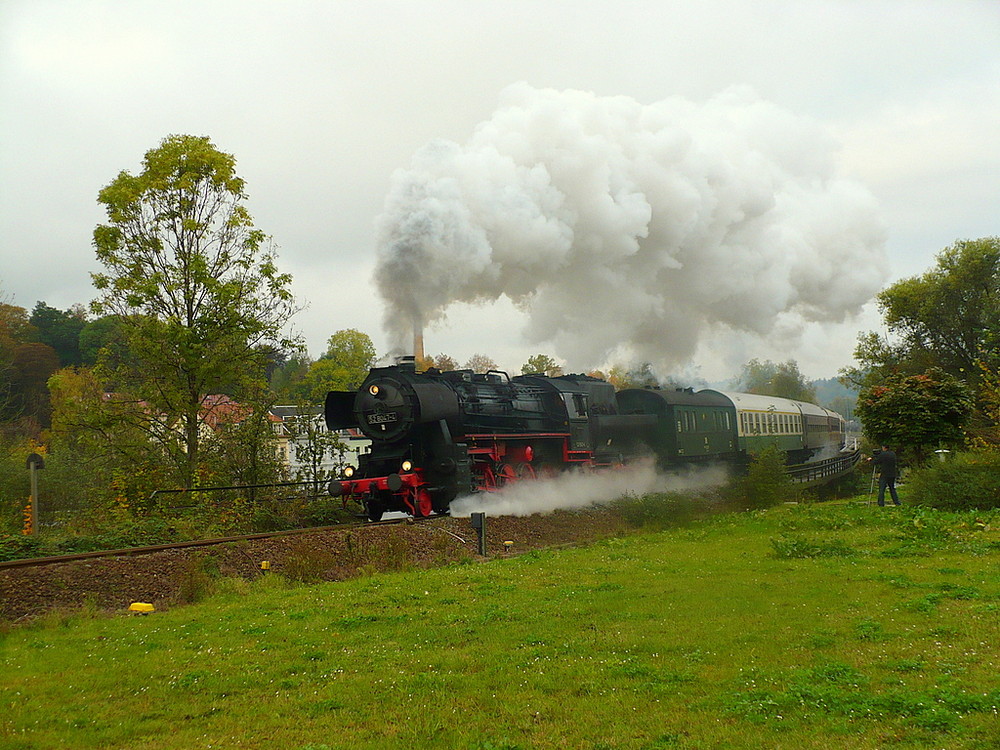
367;412;398;425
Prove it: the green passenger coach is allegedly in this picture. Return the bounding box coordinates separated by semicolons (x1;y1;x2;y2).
615;388;738;463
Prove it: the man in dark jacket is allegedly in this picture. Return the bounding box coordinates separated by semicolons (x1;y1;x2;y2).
871;446;901;506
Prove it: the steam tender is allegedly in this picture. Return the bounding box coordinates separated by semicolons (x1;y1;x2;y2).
325;359;845;521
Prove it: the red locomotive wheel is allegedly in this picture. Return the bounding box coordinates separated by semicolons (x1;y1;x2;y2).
496;463;517;486
476;464;497;491
514;462;536;480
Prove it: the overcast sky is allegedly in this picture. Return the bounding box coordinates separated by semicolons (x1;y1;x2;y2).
1;0;997;384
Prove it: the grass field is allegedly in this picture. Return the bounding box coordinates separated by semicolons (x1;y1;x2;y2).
2;499;999;749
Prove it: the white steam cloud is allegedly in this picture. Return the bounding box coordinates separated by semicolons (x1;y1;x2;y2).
375;83;886;370
448;462;726;518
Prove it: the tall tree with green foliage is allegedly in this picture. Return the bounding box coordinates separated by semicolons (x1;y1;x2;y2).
295;329;376;403
734;359;816;402
91;134;299;487
268;353;312;400
845;237;999;443
877;237;999;381
29;302;86;367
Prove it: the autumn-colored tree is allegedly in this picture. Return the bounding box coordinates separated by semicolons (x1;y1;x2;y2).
521;354;563;377
464;353;497;373
416;353;457;372
605;363;659;390
0;304;35;423
855;368;972;463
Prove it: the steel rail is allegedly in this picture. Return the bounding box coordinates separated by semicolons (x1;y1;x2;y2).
0;517;417;571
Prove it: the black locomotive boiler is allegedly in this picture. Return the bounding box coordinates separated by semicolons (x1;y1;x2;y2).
325;358;846;520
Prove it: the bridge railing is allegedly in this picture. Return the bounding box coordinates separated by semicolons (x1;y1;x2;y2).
786;449;862;485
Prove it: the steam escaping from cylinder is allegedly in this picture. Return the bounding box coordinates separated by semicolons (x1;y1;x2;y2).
448;461;727;517
374;83;886;371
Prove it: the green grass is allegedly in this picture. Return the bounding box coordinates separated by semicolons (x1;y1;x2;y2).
2;500;999;749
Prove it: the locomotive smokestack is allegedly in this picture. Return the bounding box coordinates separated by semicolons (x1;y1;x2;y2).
412;317;425;363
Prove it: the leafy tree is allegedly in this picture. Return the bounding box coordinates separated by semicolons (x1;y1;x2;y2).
47;366;171;514
7;343;60;431
845;237;1000;444
826;395;857;421
91;134;298;486
283;406;347;485
295;329;376;402
416;353;457;372
29;302;86;366
603;363;672;390
855;368;972;462
430;353;457;371
521;354;563;377
0;303;36;344
876;237;999;381
0;304;36;424
734;359;816;402
78;315;129;367
268;353;312;400
464;353;497;373
204;386;286;497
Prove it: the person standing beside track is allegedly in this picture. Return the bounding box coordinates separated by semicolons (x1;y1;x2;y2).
869;445;901;506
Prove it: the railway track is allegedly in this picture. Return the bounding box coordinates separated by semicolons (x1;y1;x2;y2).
3;452;859;573
0;516;424;571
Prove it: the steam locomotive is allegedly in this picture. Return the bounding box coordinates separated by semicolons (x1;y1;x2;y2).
325;358;845;521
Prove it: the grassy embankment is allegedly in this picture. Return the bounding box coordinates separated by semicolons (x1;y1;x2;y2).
2;499;999;750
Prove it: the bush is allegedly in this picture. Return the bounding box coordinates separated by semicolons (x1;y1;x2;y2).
906;449;1000;510
727;445;797;510
0;534;47;562
300;496;357;527
611;491;710;530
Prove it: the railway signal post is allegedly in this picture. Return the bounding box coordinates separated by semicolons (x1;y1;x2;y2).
25;452;44;535
471;512;487;556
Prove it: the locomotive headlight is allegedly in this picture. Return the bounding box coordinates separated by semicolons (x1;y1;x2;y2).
401;460;413;472
369;384;380;396
343;465;355;478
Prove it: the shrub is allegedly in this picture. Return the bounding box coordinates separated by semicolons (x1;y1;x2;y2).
770;535;856;559
905;449;1000;510
611;491;711;530
727;445;797;510
300;496;356;527
281;540;335;583
0;534;47;562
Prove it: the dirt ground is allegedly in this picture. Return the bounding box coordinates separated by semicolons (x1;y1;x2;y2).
0;509;629;622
